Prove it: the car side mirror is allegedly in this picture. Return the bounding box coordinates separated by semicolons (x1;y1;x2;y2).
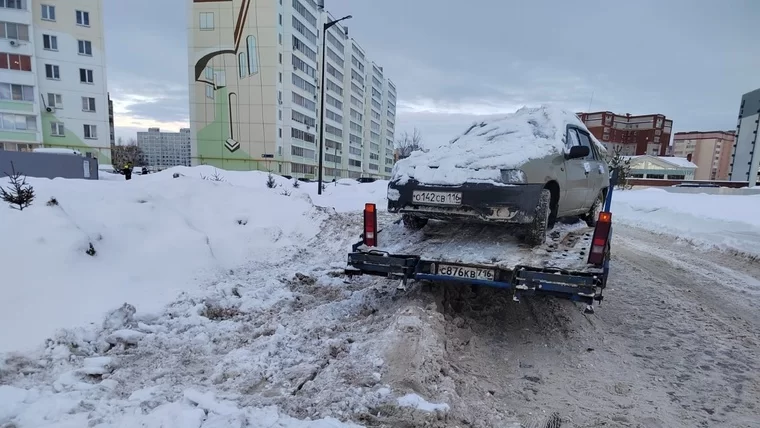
567;146;590;160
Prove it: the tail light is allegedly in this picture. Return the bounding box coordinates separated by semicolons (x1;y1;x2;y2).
363;203;377;247
587;211;611;265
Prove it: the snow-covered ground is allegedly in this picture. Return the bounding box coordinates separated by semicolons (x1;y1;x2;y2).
2;167;760;427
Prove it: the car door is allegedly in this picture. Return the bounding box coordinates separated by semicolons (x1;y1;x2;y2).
575;129;606;208
560;127;592;214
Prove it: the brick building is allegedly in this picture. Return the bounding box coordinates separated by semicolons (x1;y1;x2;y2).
576;111;673;156
673;131;735;180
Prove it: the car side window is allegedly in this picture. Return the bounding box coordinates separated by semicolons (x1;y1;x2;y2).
566;128;580;151
576;130;596;160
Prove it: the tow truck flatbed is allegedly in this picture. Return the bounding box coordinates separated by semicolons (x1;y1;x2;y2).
345;173;618;311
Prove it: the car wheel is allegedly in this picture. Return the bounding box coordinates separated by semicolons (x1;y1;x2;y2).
402;214;428;230
525;189;551;246
583;190;605;227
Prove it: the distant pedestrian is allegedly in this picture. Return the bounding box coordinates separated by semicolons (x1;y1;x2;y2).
123;162;132;180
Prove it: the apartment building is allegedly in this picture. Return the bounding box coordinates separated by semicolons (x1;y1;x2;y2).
672;131;734;180
0;0;110;163
136;127;192;170
187;0;397;179
576;111;673;156
729;88;760;186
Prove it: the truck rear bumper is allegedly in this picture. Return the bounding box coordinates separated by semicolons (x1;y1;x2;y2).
387;180;544;224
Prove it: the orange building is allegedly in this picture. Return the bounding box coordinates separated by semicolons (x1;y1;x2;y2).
672;131;735;180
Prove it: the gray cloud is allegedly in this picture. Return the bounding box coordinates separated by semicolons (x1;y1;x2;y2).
104;0;760;144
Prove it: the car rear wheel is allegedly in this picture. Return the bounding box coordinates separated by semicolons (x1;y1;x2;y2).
402;214;428;230
583;190;605;227
524;189;551;246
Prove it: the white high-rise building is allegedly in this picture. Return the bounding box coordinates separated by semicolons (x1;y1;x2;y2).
137;127;192;170
187;0;397;179
0;0;111;163
729;88;760;186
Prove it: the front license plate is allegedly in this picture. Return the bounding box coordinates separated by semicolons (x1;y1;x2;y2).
412;191;462;206
437;264;495;281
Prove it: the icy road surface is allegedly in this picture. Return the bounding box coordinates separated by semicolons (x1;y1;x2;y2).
2;214;759;427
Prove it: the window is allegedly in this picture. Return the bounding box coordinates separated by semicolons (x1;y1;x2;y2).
326;94;342;110
279;13;282;25
291;16;316;44
350;122;362;133
352;44;364;60
326;31;344;52
372;76;382;89
199;12;213;30
292;36;316;61
246;35;257;75
47;93;62;107
79;68;94;84
326;109;342;123
41;4;55;20
349;159;362;167
0;83;34;102
83;124;97;139
350;96;362;109
291;163;315;175
238;52;247;78
326;79;342;96
351;69;364;85
50;121;64;136
292;91;315;111
371;121;380;133
82;97;95;112
351;56;364;73
278;33;282;45
292;0;317;26
326;48;343;67
325;139;342;151
370;131;380;142
576;130;596;160
370;153;379;160
292;73;316;95
349;146;361;156
292;110;316;127
350;83;363;96
326;62;343;81
369;163;379;171
0;113;36;131
0;0;26;10
205;85;214;99
292;54;316;78
372;87;382;100
325;153;341;163
349;134;361;145
0;53;32;71
78;40;92;56
291;145;316;159
350;109;362;122
45;64;60;79
43;34;57;50
76;10;90;26
0;22;30;41
385;166;393;174
325;124;342;138
372;99;381;111
291;128;315;144
371;109;380;121
279;53;282;64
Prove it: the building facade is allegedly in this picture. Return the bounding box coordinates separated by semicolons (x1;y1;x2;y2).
626;155;697;181
187;0;397;179
576;111;673;156
137;127;192;170
0;0;110;163
672;131;734;180
729;88;760;186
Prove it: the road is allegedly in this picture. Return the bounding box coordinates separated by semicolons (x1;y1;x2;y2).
375;224;760;428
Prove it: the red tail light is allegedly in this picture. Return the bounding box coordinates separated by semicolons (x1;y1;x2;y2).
588;211;611;265
363;203;377;247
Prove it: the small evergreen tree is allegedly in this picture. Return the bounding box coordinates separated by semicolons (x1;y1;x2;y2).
1;162;35;210
266;173;277;188
292;179;300;188
608;146;633;190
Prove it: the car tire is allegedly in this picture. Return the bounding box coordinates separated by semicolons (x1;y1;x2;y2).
402;214;428;230
583;190;605;227
525;189;551;246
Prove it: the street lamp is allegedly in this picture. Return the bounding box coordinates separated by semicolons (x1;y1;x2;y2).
318;14;352;195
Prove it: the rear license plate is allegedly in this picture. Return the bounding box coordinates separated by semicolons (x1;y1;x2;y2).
412;191;462;206
437;264;495;281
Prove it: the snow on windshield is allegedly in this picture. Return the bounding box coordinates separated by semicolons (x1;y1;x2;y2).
392;105;600;186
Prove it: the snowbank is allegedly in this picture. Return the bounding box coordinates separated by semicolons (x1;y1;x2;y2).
0;169;322;354
391;105;605;186
613;188;760;257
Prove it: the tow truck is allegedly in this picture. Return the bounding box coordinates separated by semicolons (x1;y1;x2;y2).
345;172;617;313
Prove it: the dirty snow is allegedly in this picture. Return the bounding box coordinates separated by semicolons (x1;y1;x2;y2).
391;105;605;186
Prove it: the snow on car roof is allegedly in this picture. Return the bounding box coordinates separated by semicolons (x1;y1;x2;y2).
392;105;602;186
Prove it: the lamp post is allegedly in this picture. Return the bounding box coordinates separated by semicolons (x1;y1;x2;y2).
318;14;352;195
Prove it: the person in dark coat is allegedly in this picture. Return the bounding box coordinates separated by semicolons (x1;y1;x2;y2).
123;162;132;180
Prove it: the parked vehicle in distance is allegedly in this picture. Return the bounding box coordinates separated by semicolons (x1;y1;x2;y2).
387;105;609;245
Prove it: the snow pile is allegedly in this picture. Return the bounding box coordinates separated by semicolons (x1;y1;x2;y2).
0;170;322;354
391;105;605;186
613;188;760;257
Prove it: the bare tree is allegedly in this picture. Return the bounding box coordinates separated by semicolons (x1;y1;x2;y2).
396;128;423;159
111;143;145;168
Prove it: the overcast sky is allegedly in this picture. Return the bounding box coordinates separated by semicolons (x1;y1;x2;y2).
105;0;760;146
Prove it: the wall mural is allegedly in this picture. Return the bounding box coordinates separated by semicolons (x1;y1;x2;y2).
192;0;257;154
